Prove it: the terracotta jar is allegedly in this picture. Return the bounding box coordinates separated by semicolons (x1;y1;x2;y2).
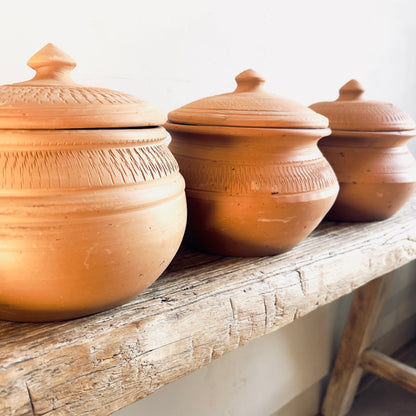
166;70;339;256
0;44;186;322
310;80;416;221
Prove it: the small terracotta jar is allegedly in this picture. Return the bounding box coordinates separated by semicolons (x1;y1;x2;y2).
166;70;339;256
0;44;187;322
310;80;416;221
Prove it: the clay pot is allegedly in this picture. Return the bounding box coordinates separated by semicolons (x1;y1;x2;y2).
310;80;416;221
166;70;339;256
0;44;186;322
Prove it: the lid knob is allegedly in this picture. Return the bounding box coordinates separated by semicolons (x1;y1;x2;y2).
337;79;365;101
234;69;265;93
25;43;77;85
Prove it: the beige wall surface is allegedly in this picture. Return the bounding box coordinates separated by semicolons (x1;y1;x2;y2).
1;0;415;415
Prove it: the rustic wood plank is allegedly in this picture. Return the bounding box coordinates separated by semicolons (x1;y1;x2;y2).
361;349;416;394
320;274;393;416
1;194;416;416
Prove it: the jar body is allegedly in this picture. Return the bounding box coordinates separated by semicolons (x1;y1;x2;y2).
167;124;338;256
0;128;186;321
319;131;416;221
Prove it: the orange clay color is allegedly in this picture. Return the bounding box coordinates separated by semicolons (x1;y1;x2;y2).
166;70;338;256
0;44;186;321
310;80;416;221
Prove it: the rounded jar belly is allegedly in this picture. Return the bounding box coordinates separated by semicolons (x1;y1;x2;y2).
0;128;187;322
319;131;416;221
167;124;338;256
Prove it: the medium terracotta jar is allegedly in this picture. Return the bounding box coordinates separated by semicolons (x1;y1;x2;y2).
0;44;186;322
310;80;416;221
166;69;339;256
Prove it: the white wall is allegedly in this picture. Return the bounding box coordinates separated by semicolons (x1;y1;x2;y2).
3;0;416;131
1;1;415;415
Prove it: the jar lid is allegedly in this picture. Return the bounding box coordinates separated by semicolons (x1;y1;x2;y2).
0;43;166;129
309;79;415;132
168;69;328;129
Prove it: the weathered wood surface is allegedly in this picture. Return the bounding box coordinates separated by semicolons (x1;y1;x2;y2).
320;274;393;416
361;349;416;395
1;194;416;416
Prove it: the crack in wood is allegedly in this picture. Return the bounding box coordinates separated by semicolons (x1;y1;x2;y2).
229;298;236;319
209;346;214;363
263;297;268;329
25;382;36;416
296;269;307;296
189;339;195;362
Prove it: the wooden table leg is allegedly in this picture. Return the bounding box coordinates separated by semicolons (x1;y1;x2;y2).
360;349;416;394
320;273;393;416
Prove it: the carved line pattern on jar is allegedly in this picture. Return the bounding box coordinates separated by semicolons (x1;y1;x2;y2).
0;86;140;105
328;108;410;122
178;157;337;194
0;137;166;148
0;145;178;189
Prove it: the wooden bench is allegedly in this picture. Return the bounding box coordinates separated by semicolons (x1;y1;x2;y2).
321;273;416;415
1;194;416;416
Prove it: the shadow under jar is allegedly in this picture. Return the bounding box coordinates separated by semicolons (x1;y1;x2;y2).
166;70;339;257
0;44;186;322
310;80;416;221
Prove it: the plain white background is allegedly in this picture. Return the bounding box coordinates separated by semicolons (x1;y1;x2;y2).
2;1;415;415
2;0;416;130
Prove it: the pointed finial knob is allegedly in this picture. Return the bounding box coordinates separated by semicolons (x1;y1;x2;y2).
234;69;265;92
25;43;77;85
337;79;365;101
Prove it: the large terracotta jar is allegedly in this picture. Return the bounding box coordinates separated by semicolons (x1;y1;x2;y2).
310;80;416;221
166;70;339;256
0;44;187;322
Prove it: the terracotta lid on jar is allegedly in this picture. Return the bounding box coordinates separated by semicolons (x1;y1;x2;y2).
0;43;166;129
310;79;416;132
168;69;328;129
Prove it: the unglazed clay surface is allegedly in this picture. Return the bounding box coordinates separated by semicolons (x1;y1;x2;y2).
168;69;328;129
0;128;187;322
0;46;186;322
311;80;416;221
0;43;166;129
310;80;415;132
166;70;339;256
166;125;338;256
166;70;338;256
317;131;416;221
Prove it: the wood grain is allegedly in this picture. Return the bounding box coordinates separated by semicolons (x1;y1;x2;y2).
320;274;393;416
1;193;416;416
361;349;416;395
